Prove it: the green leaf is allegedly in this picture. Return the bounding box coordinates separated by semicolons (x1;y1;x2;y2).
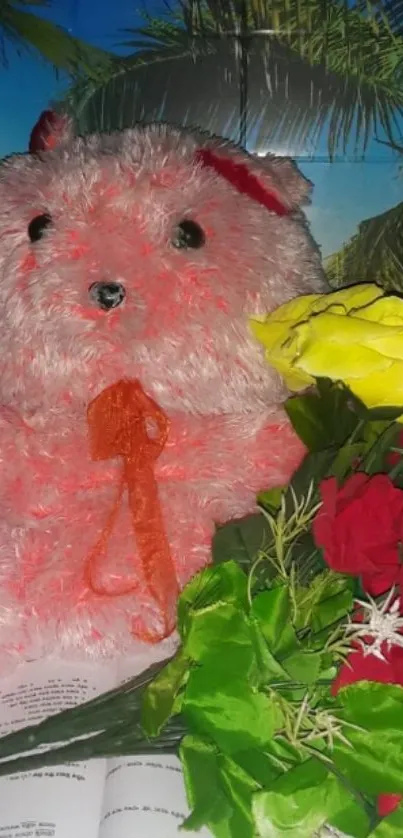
183;662;282;754
283;650;323;683
263;737;305;774
333;683;403;795
2;6;112;78
366;407;403;421
328;799;373;838
251;587;298;659
177;561;248;640
316;378;368;420
287;530;326;587
285;448;338;512
369;804;403;836
257;485;285;515
285;379;360;452
181;736;263;838
362;420;394;449
218;753;261;838
180;735;232;836
252;757;353;838
293;571;353;634
183;601;256;676
212;514;273;586
362;421;401;475
331;442;366;482
338;681;403;732
142;648;189;737
233;748;284;788
285;393;334;452
309;585;354;636
248;616;292;683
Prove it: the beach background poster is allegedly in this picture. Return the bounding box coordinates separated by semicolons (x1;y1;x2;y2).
0;0;402;289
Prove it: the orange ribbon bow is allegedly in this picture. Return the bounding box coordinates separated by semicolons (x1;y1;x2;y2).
86;379;179;637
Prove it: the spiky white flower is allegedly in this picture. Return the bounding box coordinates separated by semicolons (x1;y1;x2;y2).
345;587;403;661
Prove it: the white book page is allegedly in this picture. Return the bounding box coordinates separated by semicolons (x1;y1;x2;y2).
99;754;211;838
99;643;211;838
0;658;117;838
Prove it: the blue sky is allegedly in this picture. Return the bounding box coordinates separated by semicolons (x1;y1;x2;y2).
0;0;401;257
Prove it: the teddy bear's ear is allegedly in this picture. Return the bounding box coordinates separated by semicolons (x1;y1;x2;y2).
29;110;73;154
195;141;311;215
263;153;312;209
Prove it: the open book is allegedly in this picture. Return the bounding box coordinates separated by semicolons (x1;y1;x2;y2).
0;655;211;838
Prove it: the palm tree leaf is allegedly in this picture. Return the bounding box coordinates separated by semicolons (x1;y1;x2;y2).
376;0;403;34
0;4;112;78
66;43;242;137
325;200;403;291
63;0;403;159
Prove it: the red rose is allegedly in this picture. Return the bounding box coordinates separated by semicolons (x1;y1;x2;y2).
312;473;403;596
332;646;403;693
333;646;403;818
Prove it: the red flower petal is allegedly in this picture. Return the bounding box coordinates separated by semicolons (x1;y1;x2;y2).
313;473;403;584
378;794;402;817
336;472;370;511
332;650;402;694
361;566;402;596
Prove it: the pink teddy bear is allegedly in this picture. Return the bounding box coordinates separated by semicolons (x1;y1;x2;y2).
0;111;326;666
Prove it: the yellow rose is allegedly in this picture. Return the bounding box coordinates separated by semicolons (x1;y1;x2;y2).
250;283;403;415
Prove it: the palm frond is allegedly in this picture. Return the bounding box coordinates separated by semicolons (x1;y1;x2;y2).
0;2;113;78
376;0;403;33
173;0;403;155
65;42;242;139
62;0;403;159
325;200;403;291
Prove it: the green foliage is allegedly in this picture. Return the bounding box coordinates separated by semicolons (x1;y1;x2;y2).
0;0;112;78
334;683;403;796
142;648;189;737
62;0;403;161
278;377;402;487
253;759;353;838
326;201;403;293
369;804;403;836
138;561;387;837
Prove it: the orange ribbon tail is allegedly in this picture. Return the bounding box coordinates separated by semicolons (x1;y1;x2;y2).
86;379;179;636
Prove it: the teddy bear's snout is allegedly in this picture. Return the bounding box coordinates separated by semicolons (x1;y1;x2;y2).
89;281;126;311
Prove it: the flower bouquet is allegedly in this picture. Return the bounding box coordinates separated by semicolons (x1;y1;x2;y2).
1;284;403;837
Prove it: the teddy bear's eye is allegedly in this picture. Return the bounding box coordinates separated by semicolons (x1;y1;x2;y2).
172;219;205;250
28;213;52;243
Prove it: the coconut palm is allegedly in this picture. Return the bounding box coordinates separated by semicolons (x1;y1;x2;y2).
63;0;403;159
325;200;403;291
381;0;403;33
0;0;111;79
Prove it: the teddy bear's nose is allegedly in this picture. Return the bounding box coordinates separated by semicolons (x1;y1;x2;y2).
89;281;126;311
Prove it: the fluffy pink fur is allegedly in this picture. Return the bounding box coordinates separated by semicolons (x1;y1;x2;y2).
0;118;327;667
